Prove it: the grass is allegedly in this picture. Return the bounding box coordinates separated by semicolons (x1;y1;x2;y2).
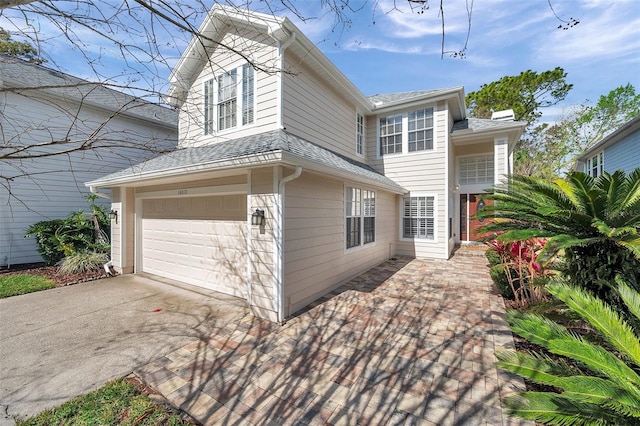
0;274;55;298
16;378;193;426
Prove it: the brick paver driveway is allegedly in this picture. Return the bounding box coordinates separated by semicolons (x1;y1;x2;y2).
137;254;529;425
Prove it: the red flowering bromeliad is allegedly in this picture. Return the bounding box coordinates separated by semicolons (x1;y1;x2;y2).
486;233;550;307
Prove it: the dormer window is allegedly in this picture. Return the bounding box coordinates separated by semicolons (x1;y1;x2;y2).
203;63;255;135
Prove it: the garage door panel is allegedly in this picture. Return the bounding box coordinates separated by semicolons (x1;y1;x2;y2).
141;196;247;298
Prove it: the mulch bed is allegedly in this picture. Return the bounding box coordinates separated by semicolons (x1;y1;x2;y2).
0;262;113;287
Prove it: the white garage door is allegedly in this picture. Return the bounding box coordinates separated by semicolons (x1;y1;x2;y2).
141;195;247;298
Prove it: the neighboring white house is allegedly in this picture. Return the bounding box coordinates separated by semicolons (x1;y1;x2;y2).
87;6;526;322
0;55;178;267
575;114;640;177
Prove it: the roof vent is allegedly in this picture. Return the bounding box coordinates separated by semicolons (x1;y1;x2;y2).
491;109;515;121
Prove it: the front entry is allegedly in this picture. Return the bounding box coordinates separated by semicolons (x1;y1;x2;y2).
460;194;492;241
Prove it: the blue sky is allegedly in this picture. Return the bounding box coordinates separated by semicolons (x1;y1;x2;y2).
2;0;639;124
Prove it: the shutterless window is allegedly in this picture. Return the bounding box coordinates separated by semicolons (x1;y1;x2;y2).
218;69;237;131
242;64;254;125
403;196;434;240
204;79;214;135
356;113;364;156
363;190;375;244
380;114;403;155
345;187;361;249
408;108;434;152
586;152;604;177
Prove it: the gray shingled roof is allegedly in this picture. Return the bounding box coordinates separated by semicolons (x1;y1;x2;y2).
88;129;406;192
367;89;444;106
452;117;526;133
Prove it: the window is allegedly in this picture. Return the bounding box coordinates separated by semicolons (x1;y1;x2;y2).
459;155;494;185
408;108;433;152
242;64;254;125
204;79;214;135
218;69;237;131
346;187;376;249
203;64;255;134
363;190;375;244
586;151;604;177
379;114;403;155
379;108;435;156
356;113;365;156
403;196;434;240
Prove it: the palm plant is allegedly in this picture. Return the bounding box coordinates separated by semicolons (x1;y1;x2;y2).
497;278;640;425
478;169;640;302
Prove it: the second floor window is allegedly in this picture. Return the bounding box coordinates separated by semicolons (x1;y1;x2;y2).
356;113;364;156
379;107;434;156
586;151;604;178
204;64;255;135
380;114;403;155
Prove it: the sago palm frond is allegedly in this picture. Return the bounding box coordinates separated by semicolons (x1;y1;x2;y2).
547;281;640;367
504;392;639;426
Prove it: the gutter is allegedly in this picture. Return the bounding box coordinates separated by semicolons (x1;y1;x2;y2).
270;30;296;129
275;166;302;323
89;186;111;200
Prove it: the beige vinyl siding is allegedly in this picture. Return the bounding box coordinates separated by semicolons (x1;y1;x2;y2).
370;104;448;259
179;29;280;148
0;90;176;266
282;173;398;316
248;167;277;321
281;52;358;159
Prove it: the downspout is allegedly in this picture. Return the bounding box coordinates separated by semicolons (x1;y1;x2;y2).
89;186;111;200
269;30;296;129
276;166;302;323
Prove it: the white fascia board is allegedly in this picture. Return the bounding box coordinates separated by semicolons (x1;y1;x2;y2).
578;115;640;160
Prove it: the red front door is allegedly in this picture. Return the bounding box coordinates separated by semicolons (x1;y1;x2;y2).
461;194;492;241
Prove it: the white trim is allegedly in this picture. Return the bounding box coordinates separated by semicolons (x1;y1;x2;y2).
456;152;495;191
355;110;365;158
246;170;253;306
134;196;142;273
343;185;378;253
273;166;282;321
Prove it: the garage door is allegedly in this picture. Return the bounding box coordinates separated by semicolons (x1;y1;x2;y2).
141;195;247;298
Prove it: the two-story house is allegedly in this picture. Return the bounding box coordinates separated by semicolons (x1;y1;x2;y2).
574;114;640;177
86;6;525;322
1;55;177;267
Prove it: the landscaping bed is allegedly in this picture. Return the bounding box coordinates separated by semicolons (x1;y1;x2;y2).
0;262;112;288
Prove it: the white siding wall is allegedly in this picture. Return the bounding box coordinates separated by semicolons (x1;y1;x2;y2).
283;172;398;316
179;29;280;148
281;53;359;160
0;90;176;267
368;103;448;259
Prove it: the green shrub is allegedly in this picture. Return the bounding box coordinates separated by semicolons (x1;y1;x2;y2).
490;263;517;299
25;196;110;265
58;252;109;274
498;278;640;425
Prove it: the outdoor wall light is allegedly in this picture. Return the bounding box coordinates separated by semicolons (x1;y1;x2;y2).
251;209;265;226
109;209;118;224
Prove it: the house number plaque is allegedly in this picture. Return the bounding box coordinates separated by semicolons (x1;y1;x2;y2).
177;189;188;196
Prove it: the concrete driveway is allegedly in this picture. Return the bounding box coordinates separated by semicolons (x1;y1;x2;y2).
0;274;248;425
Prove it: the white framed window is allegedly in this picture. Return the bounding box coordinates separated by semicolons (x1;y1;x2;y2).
346;187;376;250
203;63;255;134
408;108;434;152
459;154;494;185
356;113;365;156
217;69;237;131
242;64;254;125
403;196;435;240
379;107;435;156
204;79;214;135
380;114;403;155
585;151;604;178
